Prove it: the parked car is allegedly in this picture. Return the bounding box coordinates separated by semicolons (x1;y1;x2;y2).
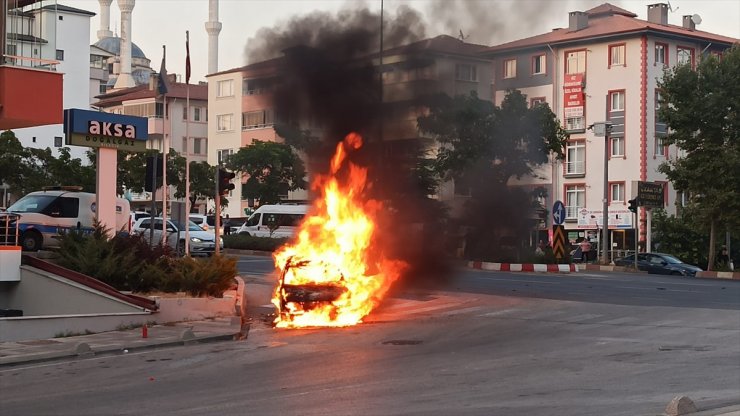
132;217;222;256
614;252;702;276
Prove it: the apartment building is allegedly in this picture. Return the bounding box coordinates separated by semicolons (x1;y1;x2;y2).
94;76;209;211
206;35;491;217
481;3;737;251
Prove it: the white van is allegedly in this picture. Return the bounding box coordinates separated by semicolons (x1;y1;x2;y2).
4;189;131;251
236;204;309;238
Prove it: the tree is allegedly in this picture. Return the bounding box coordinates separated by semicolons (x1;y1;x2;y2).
417;90;568;261
657;44;740;270
418;90;567;185
226;140;307;205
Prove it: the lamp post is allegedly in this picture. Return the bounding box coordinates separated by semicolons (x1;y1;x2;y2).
589;121;613;265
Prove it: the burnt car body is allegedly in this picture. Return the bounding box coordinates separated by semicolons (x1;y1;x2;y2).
275;257;347;321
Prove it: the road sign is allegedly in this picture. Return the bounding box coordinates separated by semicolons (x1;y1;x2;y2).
552;225;566;259
552;200;566;225
637;181;664;209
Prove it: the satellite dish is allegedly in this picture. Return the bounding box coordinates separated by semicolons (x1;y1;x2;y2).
691;14;702;25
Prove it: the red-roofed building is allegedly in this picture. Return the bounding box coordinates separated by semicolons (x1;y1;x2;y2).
481;2;738;256
93;74;209;211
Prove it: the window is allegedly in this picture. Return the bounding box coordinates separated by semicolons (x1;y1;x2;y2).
58;15;63;21
565;116;585;131
455;64;477;81
611;136;624;157
655;42;668;65
610;91;625;112
55;49;64;61
193;138;205;155
565;50;586;74
503;59;516;79
194;107;201;122
217;79;234;97
655;136;668;157
54;136;63;147
242;109;274;129
565;140;585;175
530;97;546;108
655;90;662;112
99;81;107;94
608;44;625;67
217;114;233;131
243;77;275;95
565;185;585;219
532;54;546;75
182;137;189;154
205;108;208;122
217;149;233;164
610;183;625;203
182;106;188;120
677;46;694;67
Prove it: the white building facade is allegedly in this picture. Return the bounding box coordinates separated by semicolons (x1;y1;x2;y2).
483;3;737;253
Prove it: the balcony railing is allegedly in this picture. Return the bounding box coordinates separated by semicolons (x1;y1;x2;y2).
565;161;585;175
565;205;581;219
2;54;59;71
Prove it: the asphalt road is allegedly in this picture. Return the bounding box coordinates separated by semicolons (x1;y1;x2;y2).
1;255;738;416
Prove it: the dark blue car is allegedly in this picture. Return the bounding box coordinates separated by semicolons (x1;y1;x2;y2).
614;252;703;276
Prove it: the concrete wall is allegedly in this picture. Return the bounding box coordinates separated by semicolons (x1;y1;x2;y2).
0;312;151;342
0;266;149;316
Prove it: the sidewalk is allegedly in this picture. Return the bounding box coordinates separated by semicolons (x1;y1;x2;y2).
0;317;247;367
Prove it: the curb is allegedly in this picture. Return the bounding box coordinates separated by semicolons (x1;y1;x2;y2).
696;271;740;280
0;332;242;368
468;261;577;273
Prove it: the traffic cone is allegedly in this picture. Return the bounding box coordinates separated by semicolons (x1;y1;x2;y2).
142;323;148;338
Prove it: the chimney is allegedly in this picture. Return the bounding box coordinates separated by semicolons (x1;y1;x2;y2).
682;15;696;30
647;3;668;25
569;11;588;32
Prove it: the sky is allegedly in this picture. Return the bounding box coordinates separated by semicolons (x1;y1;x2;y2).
74;0;740;84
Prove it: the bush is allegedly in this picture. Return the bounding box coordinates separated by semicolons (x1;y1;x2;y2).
223;234;288;251
55;222;238;297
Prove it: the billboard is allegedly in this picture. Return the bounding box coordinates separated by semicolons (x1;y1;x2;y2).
63;108;148;152
576;208;633;229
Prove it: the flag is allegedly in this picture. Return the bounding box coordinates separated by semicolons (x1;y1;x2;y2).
157;45;169;96
185;31;191;84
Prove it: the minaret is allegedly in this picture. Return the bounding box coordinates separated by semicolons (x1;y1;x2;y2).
205;0;222;75
114;0;136;89
97;0;114;40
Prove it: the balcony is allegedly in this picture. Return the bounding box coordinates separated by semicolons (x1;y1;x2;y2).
147;117;165;135
0;59;63;130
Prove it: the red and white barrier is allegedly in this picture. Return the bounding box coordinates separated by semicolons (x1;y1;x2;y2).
469;261;576;273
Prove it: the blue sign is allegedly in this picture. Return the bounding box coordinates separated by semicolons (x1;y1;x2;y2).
63;108;148;151
552;200;566;225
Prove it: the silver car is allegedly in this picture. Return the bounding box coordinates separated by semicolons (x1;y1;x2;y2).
132;217;223;256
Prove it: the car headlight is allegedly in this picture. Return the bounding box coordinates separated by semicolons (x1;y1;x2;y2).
190;237;203;242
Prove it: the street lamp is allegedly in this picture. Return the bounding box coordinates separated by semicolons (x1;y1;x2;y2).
588;121;613;265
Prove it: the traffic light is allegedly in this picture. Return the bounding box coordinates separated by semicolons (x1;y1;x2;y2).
218;168;236;195
628;198;639;213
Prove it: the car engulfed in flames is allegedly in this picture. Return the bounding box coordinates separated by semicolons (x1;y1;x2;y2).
271;133;406;328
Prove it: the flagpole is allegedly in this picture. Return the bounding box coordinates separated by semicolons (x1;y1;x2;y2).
184;30;191;256
161;45;168;245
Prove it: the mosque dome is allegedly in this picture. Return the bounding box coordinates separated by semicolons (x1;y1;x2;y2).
94;36;147;59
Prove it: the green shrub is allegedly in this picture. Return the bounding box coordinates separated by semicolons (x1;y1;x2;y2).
223;234;288;251
54;222;237;297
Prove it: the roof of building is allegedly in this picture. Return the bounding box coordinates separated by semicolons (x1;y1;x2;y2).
94;81;208;107
7;33;47;44
208;35;488;78
40;4;96;17
380;34;490;58
93;36;148;59
482;2;738;54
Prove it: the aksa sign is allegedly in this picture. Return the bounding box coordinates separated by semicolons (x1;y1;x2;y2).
63;108;148;152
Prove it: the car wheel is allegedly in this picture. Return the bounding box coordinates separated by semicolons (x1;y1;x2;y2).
20;231;42;252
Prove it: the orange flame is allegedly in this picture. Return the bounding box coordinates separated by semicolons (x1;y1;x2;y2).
272;132;406;328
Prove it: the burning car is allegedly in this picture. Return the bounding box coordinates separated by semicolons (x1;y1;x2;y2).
274;257;348;323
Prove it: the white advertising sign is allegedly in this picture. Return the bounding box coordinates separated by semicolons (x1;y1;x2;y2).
577;208;633;229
